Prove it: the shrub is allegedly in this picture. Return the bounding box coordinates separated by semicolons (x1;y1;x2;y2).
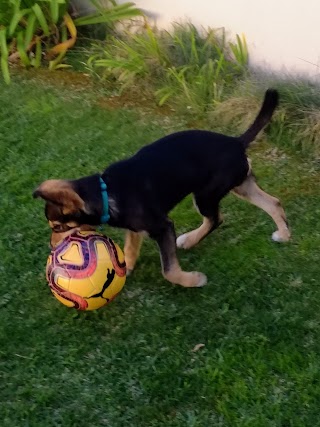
87;23;249;113
208;76;320;159
0;0;142;84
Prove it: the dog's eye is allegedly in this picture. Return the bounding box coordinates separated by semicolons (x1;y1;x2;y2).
49;220;79;232
49;221;65;232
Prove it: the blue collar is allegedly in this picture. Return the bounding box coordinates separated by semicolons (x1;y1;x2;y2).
99;177;110;224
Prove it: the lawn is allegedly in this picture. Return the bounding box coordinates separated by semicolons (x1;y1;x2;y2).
1;73;320;427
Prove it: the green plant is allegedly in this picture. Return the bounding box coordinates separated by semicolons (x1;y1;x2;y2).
0;27;9;84
229;33;249;69
295;110;320;156
165;23;226;67
0;0;142;83
156;58;226;109
73;0;141;27
88;24;169;88
88;23;248;112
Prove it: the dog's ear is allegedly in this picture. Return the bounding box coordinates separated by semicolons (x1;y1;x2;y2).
33;179;87;215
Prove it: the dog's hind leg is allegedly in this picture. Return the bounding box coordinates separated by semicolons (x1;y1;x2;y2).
151;219;207;287
232;174;291;242
176;194;223;250
124;231;144;274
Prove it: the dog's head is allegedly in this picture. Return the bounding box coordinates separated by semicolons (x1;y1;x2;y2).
33;177;101;247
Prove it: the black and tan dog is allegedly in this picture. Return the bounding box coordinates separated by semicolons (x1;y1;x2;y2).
33;89;290;288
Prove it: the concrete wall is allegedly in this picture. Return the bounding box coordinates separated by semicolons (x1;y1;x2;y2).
132;0;320;80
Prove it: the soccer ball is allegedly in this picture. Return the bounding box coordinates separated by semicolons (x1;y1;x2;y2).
46;230;126;311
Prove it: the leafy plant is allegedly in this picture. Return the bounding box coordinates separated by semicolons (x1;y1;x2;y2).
0;0;143;83
73;0;141;27
295;110;320;156
0;28;9;84
156;58;226;109
229;33;248;69
88;24;169;87
88;23;248;112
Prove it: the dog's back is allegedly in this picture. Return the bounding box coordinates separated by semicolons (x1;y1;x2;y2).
104;89;279;225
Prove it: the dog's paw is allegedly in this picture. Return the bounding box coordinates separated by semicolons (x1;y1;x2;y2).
272;229;291;243
176;233;187;248
176;233;194;249
165;270;207;287
192;272;207;287
182;271;207;287
126;268;134;276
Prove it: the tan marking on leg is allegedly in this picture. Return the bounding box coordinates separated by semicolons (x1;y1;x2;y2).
232;176;291;242
163;258;207;288
247;157;252;175
124;231;143;273
176;217;214;249
153;220;207;287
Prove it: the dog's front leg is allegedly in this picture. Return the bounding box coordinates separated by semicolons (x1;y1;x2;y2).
151;220;207;288
124;230;144;275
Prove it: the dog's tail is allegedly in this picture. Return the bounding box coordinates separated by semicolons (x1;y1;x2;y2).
240;89;279;148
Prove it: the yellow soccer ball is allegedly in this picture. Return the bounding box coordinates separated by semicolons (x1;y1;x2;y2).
46;230;126;310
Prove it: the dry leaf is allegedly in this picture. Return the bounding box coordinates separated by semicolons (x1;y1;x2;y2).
191;343;205;352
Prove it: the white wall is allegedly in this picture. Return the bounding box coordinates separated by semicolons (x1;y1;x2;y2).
134;0;320;80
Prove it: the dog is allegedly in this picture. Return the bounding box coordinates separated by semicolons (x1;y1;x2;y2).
33;89;290;288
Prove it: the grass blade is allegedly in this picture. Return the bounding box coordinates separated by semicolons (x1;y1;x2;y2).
74;2;142;26
155;87;176;106
190;26;199;64
0;28;10;84
32;4;50;36
49;51;66;70
230;33;248;67
9;8;31;36
0;27;9;58
24;12;37;48
34;36;41;68
0;56;10;84
50;0;60;24
16;30;30;66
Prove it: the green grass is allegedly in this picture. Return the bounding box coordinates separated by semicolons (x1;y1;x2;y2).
1;74;320;427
